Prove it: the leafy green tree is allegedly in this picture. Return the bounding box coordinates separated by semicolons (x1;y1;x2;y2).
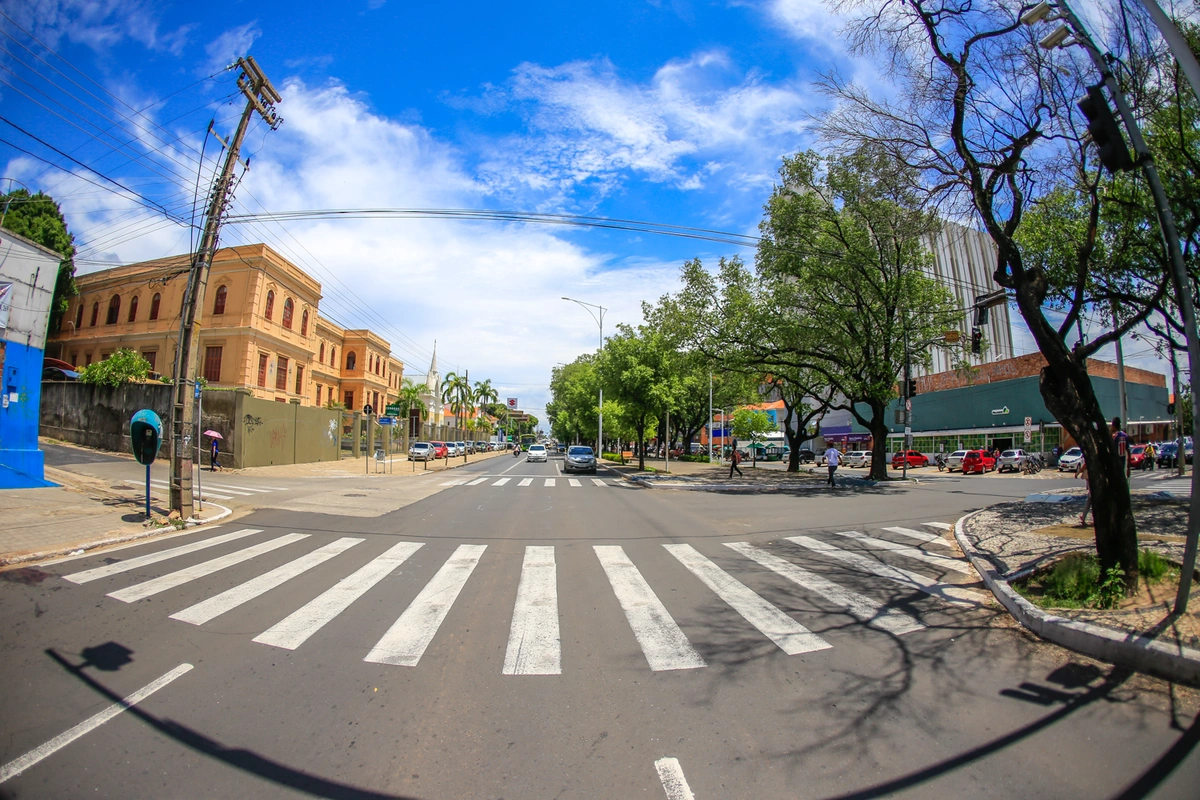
78;348;151;387
597;324;672;471
1;188;77;333
731;408;775;467
547;356;600;446
395;378;429;442
441;371;473;435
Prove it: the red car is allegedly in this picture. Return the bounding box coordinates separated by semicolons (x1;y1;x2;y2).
891;450;929;469
961;449;996;474
429;441;449;459
1128;445;1146;470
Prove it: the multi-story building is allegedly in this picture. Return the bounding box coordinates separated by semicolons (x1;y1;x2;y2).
48;243;405;408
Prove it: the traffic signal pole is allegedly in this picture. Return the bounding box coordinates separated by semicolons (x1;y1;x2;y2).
169;57;281;519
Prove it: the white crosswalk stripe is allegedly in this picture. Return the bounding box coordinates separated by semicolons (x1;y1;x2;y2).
64;528;261;584
254;541;424;650
829;531;971;574
492;478;511;486
923;522;953;531
466;477;489;486
108;534;309;603
724;542;924;636
133;479;236;500
544;478;556;487
365;544;487;667
1154;478;1193;496
503;546;561;675
591;478;607;486
881;526;952;548
665;544;831;655
787;536;983;605
568;478;582;487
518;478;533;487
171;538;364;625
595;545;706;672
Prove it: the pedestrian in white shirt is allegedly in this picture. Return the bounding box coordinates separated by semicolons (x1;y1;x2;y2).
825;446;840;487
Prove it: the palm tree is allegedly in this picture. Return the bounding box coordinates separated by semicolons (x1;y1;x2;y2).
396;378;428;445
442;371;473;437
474;378;498;409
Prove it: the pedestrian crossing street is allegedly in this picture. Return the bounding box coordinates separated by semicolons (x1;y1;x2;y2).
440;475;616;489
123;478;291;502
60;521;982;676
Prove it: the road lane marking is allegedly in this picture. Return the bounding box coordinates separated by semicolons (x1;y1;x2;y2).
923;522;953;531
518;478;533;487
568;478;582;487
492;478;511;486
654;757;696;800
186;483;254;496
467;477;488;486
63;528;262;584
881;526;952;548
787;536;982;605
723;542;923;636
364;544;487;667
591;478;607;486
440;479;467;486
594;546;705;672
170;538;364;625
544;478;556;487
107;534;309;603
254;541;423;650
0;663;193;785
665;544;831;655
503;546;561;675
135;479;236;500
200;482;274;493
830;531;971;574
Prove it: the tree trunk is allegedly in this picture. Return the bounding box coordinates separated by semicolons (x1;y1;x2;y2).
1039;361;1139;588
866;401;889;481
636;417;646;472
784;426;805;472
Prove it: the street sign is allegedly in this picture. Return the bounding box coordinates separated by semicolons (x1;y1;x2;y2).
507;397;518;409
363;404;374;416
378;417;394;425
386;403;401;417
194;382;201;400
1024;416;1033;444
905;397;912;411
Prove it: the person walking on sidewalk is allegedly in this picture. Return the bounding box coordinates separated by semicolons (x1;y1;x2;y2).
1076;457;1091;526
210;438;222;472
825;445;840;487
729;440;743;478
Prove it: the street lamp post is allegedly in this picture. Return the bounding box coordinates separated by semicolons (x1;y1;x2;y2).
562;297;606;456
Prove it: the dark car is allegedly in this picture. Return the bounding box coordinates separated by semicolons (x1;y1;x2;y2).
1157;442;1193;467
962;449;996;474
891;450;929;469
795;449;816;464
42;365;79;381
564;445;597;473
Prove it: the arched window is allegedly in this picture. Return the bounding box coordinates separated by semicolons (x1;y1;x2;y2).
300;309;309;336
282;298;294;329
105;295;121;325
127;295;138;323
319;342;325;363
213;285;227;315
346;351;356;371
149;293;161;321
74;302;83;329
264;290;275;321
330;346;336;366
90;302;99;327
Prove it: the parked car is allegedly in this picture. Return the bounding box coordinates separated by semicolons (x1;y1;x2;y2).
1128;445;1147;470
1057;446;1084;472
527;443;548;463
1156;442;1193;467
891;450;929;469
944;450;968;472
564;445;597;473
997;449;1028;473
41;365;80;381
795;449;816;464
961;449;997;474
844;451;872;468
429;441;449;458
408;442;434;462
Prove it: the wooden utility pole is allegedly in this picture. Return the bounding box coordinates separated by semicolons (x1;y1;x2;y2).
169;57;281;517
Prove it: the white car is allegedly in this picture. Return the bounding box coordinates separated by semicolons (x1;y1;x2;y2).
945;450;969;472
844;451;872;468
1057;447;1084;471
526;444;548;463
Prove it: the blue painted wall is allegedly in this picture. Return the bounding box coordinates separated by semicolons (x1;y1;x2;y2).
0;338;54;488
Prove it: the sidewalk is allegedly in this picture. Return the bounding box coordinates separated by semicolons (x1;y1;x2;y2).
955;489;1200;685
0;466;229;568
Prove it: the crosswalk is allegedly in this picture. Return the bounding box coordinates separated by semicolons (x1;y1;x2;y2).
58;521;982;675
441;475;614;489
1151;477;1193;497
123;478;291;502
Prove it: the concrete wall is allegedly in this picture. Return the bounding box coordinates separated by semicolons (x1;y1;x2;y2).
41;383;340;468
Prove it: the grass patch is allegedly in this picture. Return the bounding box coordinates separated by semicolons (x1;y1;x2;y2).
1015;549;1178;610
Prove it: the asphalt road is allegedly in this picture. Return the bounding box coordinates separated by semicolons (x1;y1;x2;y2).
2;454;1197;799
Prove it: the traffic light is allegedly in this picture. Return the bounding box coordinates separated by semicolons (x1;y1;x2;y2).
1169;394;1176;414
906;378;918;397
971;326;983;355
1077;85;1134;173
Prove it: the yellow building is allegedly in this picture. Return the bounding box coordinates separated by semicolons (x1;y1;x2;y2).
49;244;404;408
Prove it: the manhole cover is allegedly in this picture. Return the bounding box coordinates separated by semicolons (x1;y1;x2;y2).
344;493;368;497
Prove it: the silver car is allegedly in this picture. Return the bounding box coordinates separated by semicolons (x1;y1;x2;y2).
408;442;434;462
997;449;1027;472
945;450;968;472
844;450;872;468
564;445;597;473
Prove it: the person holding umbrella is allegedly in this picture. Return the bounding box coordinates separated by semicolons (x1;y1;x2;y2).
204;430;223;471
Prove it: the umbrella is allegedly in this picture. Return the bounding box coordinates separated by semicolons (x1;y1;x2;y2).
203;430;223;439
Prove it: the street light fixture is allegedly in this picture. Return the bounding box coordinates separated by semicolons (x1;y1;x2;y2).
562;296;607;455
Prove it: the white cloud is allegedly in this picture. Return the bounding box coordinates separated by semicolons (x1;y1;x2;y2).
3;0;193;56
202;21;261;75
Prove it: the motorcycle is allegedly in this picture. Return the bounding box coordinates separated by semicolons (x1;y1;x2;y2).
935;453;947;472
513;446;521;458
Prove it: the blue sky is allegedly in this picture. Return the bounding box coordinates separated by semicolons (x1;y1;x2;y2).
0;0;1169;424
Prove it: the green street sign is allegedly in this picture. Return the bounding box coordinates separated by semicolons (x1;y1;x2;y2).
385;403;401;417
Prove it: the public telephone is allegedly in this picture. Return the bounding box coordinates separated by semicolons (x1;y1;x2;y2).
129;409;163;518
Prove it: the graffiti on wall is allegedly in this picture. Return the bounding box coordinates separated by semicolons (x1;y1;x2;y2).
269;422;288;449
243;414;263;433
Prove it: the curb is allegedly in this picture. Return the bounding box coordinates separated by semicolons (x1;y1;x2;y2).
954;511;1200;686
0;503;233;569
